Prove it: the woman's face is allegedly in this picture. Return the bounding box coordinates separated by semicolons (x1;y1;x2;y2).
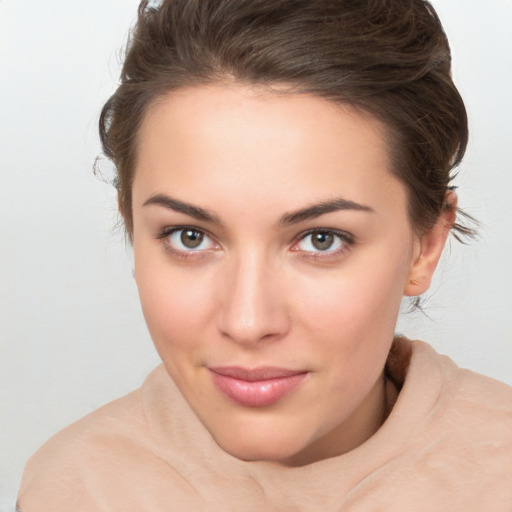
131;84;425;465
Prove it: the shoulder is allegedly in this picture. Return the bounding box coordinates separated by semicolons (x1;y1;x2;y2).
389;337;512;409
18;384;143;507
429;343;512;468
400;339;512;447
411;338;512;415
17;366;198;512
393;339;512;507
361;338;512;510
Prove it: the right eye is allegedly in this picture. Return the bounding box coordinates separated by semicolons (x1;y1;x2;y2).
159;227;218;253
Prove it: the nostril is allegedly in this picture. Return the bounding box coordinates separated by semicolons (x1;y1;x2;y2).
217;295;289;345
216;257;290;344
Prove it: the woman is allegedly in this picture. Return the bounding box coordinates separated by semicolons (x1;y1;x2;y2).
18;0;512;510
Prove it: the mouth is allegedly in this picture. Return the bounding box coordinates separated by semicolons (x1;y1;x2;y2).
209;366;308;407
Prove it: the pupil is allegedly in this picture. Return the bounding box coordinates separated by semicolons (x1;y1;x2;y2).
181;229;203;249
312;231;334;251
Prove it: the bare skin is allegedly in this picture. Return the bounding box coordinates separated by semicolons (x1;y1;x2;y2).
130;84;453;466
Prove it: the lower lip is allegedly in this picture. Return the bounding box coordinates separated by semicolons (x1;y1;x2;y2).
210;371;307;407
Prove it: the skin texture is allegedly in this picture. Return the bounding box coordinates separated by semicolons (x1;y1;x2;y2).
131;84;453;466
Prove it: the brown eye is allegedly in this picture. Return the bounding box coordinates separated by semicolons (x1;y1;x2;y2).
294;230;347;254
181;229;204;249
311;231;335;251
163;228;216;252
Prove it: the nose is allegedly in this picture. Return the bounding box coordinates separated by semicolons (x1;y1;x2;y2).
216;252;290;346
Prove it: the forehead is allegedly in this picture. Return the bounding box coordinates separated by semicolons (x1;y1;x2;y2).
133;84;406;219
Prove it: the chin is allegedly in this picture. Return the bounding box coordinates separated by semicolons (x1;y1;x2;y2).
211;426;308;464
222;444;295;464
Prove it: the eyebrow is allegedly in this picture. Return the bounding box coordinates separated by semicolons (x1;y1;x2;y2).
143;193;374;226
279;197;374;226
143;194;220;224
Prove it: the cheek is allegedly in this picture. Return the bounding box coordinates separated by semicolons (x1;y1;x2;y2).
297;262;406;333
134;251;216;354
293;248;411;371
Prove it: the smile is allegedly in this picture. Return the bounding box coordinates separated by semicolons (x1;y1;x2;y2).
209;367;308;407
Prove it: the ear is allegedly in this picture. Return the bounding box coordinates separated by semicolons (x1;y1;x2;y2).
404;192;457;297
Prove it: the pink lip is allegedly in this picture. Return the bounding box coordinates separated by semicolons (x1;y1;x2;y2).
209;366;308;407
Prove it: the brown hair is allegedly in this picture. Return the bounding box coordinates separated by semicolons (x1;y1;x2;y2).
99;0;475;240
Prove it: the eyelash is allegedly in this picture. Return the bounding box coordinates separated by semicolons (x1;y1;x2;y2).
156;226;219;259
290;229;355;260
155;226;355;260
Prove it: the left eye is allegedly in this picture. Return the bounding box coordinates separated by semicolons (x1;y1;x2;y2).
165;228;216;251
295;230;346;253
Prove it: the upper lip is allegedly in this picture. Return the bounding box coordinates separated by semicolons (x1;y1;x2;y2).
209;366;307;382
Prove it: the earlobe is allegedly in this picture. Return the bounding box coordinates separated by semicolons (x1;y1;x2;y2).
404;192;457;297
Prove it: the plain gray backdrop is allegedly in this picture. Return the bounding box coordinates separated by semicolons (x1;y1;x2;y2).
1;1;511;510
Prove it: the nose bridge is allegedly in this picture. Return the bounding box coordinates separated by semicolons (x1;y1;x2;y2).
218;247;287;344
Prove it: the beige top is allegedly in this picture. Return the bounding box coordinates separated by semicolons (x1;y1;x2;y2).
18;338;512;511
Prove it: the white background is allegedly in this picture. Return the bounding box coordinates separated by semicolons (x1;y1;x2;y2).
1;1;511;509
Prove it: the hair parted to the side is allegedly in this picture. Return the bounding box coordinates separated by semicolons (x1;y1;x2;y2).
99;0;476;241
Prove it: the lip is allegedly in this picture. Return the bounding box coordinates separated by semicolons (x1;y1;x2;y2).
209;366;308;407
